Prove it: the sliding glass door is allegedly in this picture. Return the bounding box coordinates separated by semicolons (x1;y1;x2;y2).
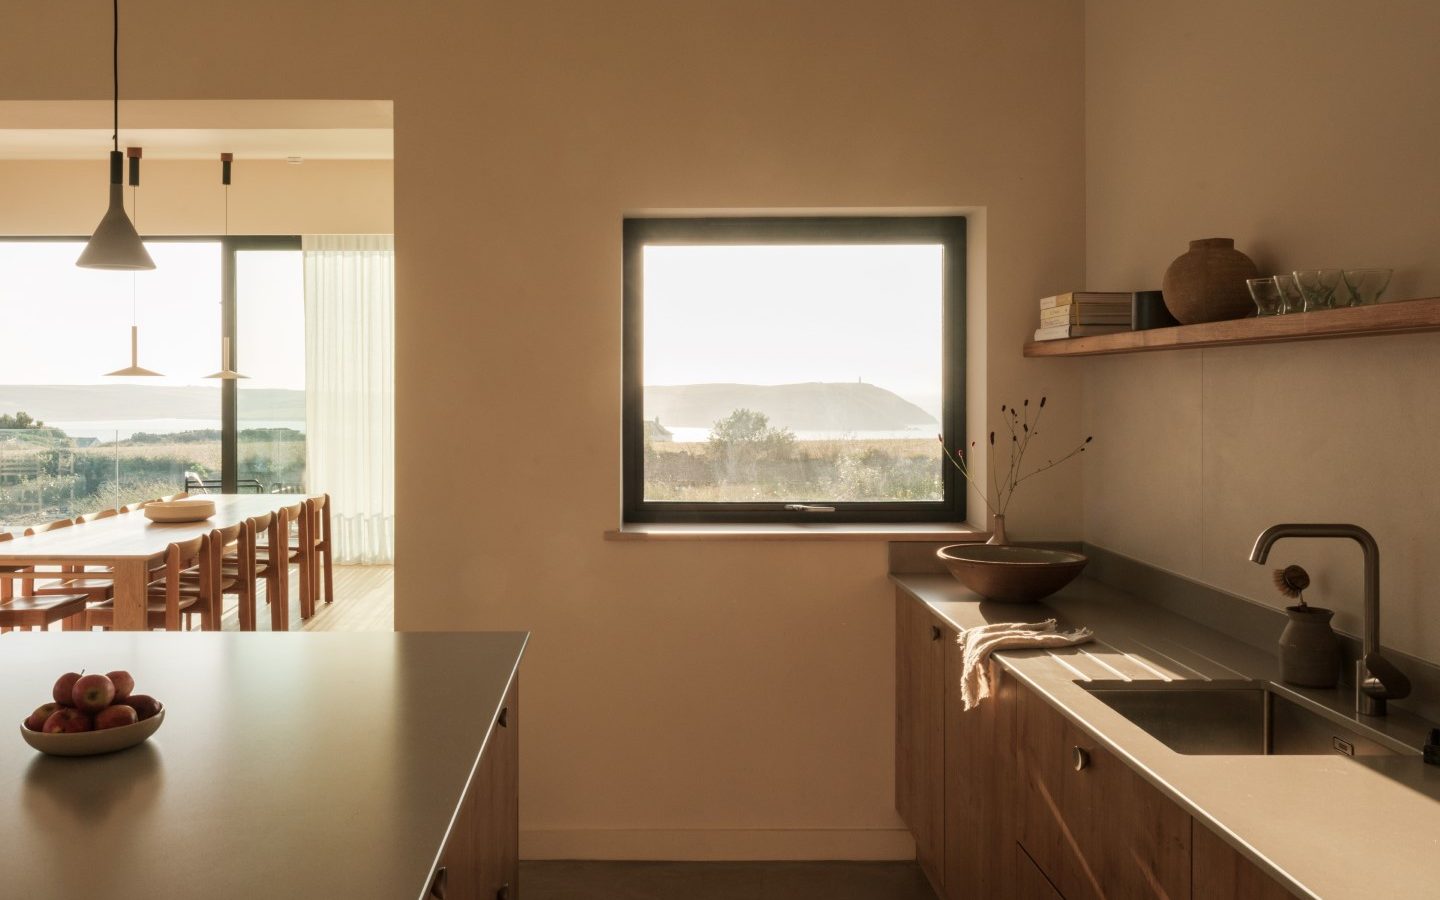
0;236;301;528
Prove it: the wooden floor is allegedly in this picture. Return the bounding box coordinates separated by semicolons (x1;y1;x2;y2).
521;862;938;900
221;564;394;631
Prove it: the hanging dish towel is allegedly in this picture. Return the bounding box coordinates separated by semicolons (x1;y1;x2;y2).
957;619;1093;710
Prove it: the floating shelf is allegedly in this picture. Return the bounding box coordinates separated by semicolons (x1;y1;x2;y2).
1023;295;1440;358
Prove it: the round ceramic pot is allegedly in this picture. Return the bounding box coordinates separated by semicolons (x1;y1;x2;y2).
1161;238;1260;324
1278;606;1341;688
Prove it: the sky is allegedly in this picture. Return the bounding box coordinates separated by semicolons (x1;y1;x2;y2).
642;244;944;418
0;240;304;391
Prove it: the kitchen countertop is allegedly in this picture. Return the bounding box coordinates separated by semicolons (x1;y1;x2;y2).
0;631;527;900
894;573;1440;900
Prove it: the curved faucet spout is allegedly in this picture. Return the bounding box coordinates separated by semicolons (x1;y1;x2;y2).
1247;523;1401;716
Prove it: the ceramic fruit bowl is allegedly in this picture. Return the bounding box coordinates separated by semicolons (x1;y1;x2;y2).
21;707;165;757
936;545;1088;603
143;499;215;524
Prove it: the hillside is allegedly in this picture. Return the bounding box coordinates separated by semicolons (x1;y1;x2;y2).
0;385;304;422
644;382;936;432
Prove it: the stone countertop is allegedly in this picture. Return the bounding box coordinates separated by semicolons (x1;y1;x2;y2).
893;573;1440;900
0;631;527;900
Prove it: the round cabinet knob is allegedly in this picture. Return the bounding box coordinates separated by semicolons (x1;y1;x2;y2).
497;884;511;900
1072;746;1091;772
429;865;448;898
498;706;509;728
930;625;943;641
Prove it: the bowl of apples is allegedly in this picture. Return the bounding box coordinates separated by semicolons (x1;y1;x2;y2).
19;671;165;757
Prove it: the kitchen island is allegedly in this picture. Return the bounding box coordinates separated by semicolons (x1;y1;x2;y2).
0;631;526;900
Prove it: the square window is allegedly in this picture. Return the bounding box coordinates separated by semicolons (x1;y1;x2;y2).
623;217;965;523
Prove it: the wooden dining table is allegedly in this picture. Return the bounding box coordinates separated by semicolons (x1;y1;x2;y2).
0;494;316;632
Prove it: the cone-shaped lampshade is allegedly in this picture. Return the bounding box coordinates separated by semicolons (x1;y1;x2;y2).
77;152;155;271
204;337;248;380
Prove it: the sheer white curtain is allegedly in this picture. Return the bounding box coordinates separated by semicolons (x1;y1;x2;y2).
303;235;395;564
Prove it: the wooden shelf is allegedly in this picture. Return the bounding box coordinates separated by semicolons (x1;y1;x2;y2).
1023;296;1440;358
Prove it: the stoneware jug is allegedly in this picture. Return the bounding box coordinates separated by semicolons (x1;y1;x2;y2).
1161;237;1259;324
1278;605;1341;688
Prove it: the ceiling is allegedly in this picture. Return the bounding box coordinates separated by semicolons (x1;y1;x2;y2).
0;100;393;160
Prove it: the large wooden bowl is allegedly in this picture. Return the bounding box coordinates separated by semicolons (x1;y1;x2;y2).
144;500;215;523
936;545;1088;603
20;708;165;757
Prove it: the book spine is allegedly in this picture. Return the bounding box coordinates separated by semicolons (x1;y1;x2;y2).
1038;292;1075;310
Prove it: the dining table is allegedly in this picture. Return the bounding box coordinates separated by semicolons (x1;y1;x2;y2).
0;494;317;632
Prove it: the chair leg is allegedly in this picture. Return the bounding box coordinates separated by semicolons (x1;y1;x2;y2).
323;544;334;605
298;555;314;620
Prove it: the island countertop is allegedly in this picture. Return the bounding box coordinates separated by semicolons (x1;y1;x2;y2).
894;573;1440;900
0;631;526;900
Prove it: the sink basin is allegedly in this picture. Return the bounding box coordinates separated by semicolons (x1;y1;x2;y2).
1082;681;1408;757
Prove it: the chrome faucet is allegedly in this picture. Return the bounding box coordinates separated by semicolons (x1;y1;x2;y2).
1249;523;1410;716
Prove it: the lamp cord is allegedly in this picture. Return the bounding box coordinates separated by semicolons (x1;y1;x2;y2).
112;0;119;152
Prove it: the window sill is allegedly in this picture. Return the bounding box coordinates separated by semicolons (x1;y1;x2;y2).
604;523;988;542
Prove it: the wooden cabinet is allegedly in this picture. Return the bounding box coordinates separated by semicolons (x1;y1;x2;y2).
944;639;1018;897
1016;843;1065;899
1016;682;1191;900
895;589;950;891
1192;823;1293;900
432;675;521;900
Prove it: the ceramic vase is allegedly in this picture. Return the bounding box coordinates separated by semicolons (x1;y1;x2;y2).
987;514;1007;546
1278;605;1341;688
1161;238;1260;324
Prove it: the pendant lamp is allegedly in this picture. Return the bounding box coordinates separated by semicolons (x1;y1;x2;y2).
205;153;248;380
107;148;163;376
77;0;154;271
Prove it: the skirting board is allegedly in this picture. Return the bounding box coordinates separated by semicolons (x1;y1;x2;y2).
521;828;916;861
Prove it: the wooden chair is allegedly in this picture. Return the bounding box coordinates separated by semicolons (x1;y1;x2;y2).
303;494;335;613
17;518;75;598
258;500;310;623
161;491;190;502
0;532;89;632
77;508;119;523
86;535;213;632
181;522;244;630
120;500;154;514
230;512;285;631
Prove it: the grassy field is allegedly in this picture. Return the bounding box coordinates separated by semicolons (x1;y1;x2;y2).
646;436;942;502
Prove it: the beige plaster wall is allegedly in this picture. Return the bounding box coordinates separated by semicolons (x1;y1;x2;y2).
2;0;1087;858
0;159;393;235
1085;0;1440;662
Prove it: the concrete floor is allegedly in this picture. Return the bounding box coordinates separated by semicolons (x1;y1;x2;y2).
520;861;938;900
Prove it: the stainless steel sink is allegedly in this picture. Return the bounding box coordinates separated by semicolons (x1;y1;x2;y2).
1082;680;1409;757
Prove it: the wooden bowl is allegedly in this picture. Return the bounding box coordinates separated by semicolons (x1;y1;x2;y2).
936;545;1088;603
143;500;215;524
20;708;165;757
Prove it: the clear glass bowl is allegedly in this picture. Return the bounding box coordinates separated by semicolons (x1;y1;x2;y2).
1274;274;1306;314
1293;269;1343;311
1247;277;1283;316
1342;268;1393;306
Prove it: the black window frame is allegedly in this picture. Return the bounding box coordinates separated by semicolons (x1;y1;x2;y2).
622;215;966;524
0;234;302;492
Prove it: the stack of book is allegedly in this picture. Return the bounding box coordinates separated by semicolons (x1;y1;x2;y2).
1034;292;1132;341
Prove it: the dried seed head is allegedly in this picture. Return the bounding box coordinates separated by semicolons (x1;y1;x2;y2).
1040;396;1047;408
1024;398;1029;407
1085;436;1094;443
1023;424;1029;433
989;431;995;445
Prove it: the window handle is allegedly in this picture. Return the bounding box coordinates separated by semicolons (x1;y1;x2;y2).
784;504;836;513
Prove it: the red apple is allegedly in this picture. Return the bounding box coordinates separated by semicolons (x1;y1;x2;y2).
43;707;93;733
52;672;83;706
24;702;61;732
94;705;138;730
106;670;135;701
126;694;162;721
72;673;115;713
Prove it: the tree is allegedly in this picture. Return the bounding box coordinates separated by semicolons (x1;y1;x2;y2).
0;410;44;430
706;408;795;486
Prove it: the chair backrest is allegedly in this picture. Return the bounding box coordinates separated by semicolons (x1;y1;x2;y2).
0;532;12;544
161;491;191;502
157;535;208;630
120;500;156;514
78;508;119;524
24;518;74;536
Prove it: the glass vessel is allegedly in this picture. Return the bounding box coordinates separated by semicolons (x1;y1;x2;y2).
1274;274;1306;314
1293;269;1342;311
1342;268;1393;306
1246;277;1283;316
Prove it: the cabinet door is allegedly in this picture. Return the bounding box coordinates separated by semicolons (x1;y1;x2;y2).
1017;684;1191;900
1016;843;1066;899
476;676;520;900
895;590;949;890
1192;823;1292;900
944;645;1018;898
431;675;520;900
